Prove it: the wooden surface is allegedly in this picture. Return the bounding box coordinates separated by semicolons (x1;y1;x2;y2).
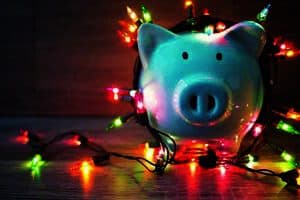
1;117;300;199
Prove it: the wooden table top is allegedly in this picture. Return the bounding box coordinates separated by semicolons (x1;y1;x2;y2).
1;117;299;199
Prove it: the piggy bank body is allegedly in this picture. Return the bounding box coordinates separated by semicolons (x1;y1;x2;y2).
137;21;266;148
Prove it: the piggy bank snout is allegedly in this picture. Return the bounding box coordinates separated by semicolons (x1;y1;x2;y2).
174;78;231;126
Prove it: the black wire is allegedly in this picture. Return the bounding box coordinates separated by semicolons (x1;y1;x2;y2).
228;160;278;176
45;131;78;147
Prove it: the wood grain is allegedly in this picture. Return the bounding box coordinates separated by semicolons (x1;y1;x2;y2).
1;117;299;199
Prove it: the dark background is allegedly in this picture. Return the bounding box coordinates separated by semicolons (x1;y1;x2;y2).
2;0;300;116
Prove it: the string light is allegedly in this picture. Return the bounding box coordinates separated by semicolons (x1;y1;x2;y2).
219;165;226;176
144;142;155;161
204;25;214;35
16;129;29;144
80;160;94;174
129;90;137;97
117;30;135;47
141;4;152;23
126;6;139;23
189;161;198;176
276;120;300;135
256;4;271;22
184;0;193;9
286;109;300;121
72;135;81;146
111;117;123;128
286;50;295;58
118;20;138;33
280;151;296;165
203;8;210;15
216;21;226;32
112;87;119;101
280;43;287;50
26;154;45;177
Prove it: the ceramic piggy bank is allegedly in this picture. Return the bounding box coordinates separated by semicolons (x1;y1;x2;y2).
137;21;266;147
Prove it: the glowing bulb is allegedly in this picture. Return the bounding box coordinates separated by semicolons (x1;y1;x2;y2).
126;6;139;22
124;35;131;43
141;4;152;23
203;8;210;15
281;151;295;164
184;0;193;8
106;116;124;131
256;4;271;22
286;50;295;57
32;155;41;165
113;93;119;101
280;43;287;50
204;25;214;35
216;22;226;32
113;117;123;128
248;154;255;163
286;109;300;121
117;30;135;46
276;120;300;135
72;135;81;146
253;123;263;137
128;24;137;33
111;88;119;101
144;142;155;161
129;90;137;97
26;154;45;177
220;166;226;176
112;88;119;94
189;162;197;176
80;161;93;174
16;130;29;144
118;20;137;33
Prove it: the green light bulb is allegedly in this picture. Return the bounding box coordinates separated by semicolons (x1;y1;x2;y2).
106;116;124;131
113;117;123;127
248;154;255;163
25;154;45;178
281;151;295;163
141;5;152;23
204;25;214;35
27;154;45;169
256;4;271;22
32;154;41;165
276;120;300;135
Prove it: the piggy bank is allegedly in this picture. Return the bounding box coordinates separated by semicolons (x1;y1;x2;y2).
137;21;266;148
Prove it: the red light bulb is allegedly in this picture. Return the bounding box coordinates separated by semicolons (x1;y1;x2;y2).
16;130;29;144
216;22;226;32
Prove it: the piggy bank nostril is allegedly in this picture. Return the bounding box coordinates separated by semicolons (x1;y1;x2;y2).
189;95;198;110
207;95;216;112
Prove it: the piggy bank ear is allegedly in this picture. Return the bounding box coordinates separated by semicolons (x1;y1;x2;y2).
224;21;266;58
137;23;176;67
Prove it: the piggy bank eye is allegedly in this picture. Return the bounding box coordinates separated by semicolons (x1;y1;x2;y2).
216;52;223;61
182;51;189;60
